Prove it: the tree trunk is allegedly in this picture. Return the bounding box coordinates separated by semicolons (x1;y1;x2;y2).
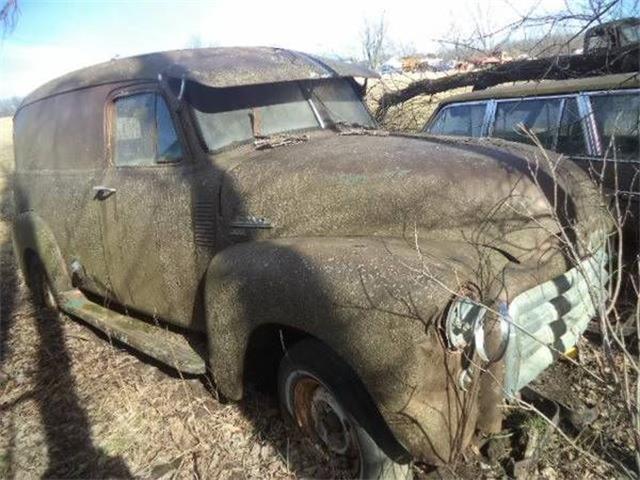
374;46;639;121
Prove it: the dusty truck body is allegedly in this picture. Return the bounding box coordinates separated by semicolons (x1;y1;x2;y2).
13;47;612;477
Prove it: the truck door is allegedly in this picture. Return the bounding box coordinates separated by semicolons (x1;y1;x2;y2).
97;85;202;328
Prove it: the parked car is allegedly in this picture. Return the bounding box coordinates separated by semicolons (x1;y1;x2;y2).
13;47;612;478
423;73;639;256
583;17;640;54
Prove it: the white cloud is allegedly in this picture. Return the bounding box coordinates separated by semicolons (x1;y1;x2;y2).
0;43;113;97
0;0;567;98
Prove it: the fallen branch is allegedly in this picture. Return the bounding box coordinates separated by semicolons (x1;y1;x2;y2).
374;46;639;121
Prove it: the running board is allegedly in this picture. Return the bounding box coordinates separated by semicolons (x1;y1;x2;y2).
58;289;206;374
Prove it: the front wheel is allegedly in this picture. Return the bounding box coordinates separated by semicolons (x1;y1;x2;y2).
277;339;412;479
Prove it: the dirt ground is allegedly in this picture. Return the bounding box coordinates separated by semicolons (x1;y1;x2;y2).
0;109;637;480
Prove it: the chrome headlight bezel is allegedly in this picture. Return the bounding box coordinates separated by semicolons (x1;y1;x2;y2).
444;296;485;350
445;296;511;363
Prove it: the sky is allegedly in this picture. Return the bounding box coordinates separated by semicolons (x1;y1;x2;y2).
0;0;633;98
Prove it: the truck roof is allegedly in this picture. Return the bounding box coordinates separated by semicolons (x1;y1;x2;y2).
21;47;379;107
437;72;639;106
584;16;640;35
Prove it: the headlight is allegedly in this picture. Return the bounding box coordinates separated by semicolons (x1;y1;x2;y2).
445;296;510;363
445;296;485;350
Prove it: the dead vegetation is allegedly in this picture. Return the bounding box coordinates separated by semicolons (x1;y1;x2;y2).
366;73;471;132
0;93;638;480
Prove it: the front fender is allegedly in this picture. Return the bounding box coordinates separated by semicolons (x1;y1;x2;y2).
12;211;71;295
204;236;485;463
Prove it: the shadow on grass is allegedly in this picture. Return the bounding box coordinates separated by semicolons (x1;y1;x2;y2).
1;160;132;478
32;307;133;478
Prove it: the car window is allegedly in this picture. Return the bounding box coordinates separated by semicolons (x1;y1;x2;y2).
114;92;183;166
491;98;562;149
620;24;640;45
428;103;486;137
555;98;587;156
586;32;612;51
309;79;375;127
590;92;640;160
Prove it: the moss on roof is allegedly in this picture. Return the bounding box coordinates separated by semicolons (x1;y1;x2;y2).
439;73;639;105
21;47;378;107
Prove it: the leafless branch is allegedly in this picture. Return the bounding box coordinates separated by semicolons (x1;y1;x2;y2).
1;0;19;36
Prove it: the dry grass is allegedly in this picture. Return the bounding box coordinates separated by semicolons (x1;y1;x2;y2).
0;99;637;480
0;117;13;169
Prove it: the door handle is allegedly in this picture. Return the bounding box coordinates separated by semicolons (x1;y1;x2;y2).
93;185;116;200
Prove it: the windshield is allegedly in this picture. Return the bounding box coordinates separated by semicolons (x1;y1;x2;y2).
620;23;640;45
188;78;375;152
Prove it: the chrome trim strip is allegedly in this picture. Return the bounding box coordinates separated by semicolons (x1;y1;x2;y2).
551;97;566;151
578;93;602;156
229;216;273;229
307;98;326;129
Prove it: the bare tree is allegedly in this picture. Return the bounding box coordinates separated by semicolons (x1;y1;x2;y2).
361;13;390;71
0;96;21;116
185;34;218;49
373;0;639;121
1;0;19;36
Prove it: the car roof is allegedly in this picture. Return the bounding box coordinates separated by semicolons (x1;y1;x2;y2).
21;47;379;107
437;72;640;106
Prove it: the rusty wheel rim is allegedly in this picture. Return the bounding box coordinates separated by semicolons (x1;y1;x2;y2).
290;373;362;474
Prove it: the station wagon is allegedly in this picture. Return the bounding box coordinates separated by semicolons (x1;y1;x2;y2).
424;73;639;255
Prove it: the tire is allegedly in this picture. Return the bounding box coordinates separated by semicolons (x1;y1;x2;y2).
26;254;58;311
277;339;412;480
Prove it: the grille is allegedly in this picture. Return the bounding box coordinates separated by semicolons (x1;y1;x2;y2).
193;202;216;248
503;246;609;395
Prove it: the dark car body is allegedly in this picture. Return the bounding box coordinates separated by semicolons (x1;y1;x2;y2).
13;47;612;467
583;17;640;53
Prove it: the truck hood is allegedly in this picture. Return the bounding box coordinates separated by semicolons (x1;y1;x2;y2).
217;133;610;262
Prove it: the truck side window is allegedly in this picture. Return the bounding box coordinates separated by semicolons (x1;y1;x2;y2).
556;98;587;156
113;93;183;166
492;98;562;149
590;93;640;160
428;103;486;137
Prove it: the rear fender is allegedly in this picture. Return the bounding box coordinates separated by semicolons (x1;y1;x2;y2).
12;211;71;295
